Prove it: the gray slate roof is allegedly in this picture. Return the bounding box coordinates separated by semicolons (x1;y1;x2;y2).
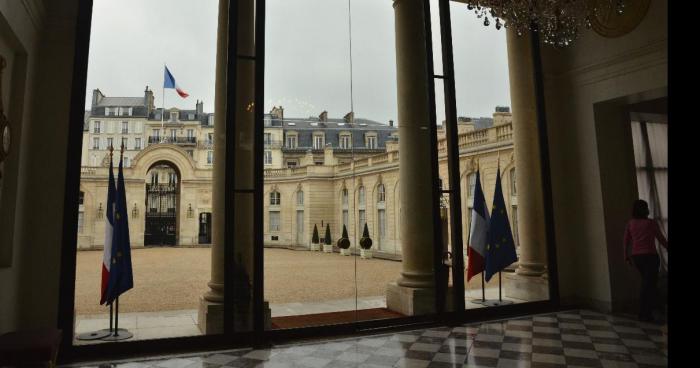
95;97;145;107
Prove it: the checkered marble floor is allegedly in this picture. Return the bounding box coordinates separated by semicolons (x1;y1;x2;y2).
65;310;667;368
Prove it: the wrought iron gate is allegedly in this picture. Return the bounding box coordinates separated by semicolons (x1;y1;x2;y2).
145;183;178;246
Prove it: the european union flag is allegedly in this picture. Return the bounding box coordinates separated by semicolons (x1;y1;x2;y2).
104;153;134;305
484;167;518;282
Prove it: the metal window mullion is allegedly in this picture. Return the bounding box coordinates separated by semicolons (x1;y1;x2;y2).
437;0;465;313
422;0;447;317
224;0;240;337
253;0;267;341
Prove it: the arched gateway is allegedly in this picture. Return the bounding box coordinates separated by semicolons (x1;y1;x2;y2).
131;144;198;246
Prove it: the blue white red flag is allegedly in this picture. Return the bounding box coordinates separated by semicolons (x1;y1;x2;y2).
104;153;134;305
100;154;116;305
467;170;490;282
164;66;189;98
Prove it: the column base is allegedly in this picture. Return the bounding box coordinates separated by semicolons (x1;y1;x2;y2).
504;273;549;301
386;282;436;316
197;297;272;334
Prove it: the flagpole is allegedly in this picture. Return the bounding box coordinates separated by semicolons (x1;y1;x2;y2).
100;145;134;341
161;63;166;143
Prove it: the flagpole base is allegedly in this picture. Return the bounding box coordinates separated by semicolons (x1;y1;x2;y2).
100;328;133;341
76;329;112;340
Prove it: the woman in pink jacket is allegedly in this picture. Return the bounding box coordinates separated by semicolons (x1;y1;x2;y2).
624;199;668;322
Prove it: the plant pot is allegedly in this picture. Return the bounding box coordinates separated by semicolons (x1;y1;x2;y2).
310;243;320;251
340;248;351;256
323;244;333;253
360;249;373;259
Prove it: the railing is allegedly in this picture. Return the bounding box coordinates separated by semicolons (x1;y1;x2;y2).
148;136;197;145
264;140;283;149
81;167;96;175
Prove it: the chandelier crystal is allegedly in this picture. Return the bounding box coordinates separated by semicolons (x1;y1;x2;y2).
465;0;627;47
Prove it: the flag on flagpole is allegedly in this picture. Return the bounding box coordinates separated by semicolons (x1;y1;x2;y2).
100;152;116;305
466;170;490;282
163;65;189;98
104;151;134;305
484;167;518;282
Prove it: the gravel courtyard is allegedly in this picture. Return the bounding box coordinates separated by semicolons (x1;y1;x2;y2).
75;247;403;314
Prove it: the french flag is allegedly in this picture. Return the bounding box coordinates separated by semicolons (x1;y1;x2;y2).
164;66;189;98
100;155;117;305
466;170;490;282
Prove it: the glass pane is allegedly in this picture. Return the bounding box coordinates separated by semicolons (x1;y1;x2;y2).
74;0;220;343
263;0;356;329
353;0;437;323
449;1;549;308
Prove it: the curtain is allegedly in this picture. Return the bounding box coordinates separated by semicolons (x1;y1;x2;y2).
630;120;668;272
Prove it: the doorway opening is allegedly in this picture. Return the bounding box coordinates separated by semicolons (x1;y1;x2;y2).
145;162;180;246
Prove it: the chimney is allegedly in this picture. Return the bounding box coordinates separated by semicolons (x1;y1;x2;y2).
196;99;204;115
144;86;155;115
343;111;354;125
319;110;328;122
389;120;394;127
92;89;105;111
270;106;284;119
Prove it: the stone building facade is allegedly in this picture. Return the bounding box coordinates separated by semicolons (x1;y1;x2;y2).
78;88;517;258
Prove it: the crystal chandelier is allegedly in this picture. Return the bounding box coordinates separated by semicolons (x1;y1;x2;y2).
465;0;627;47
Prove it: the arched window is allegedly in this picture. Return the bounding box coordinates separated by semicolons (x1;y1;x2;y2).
377;184;386;203
296;190;304;206
270;191;281;206
358;186;366;207
467;173;476;197
510;167;517;196
342;188;348;206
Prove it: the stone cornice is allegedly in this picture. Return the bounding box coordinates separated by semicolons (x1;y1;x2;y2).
545;37;667;88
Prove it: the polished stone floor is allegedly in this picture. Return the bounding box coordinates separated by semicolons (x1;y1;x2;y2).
64;309;667;367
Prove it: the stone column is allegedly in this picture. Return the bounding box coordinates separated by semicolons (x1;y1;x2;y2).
386;0;436;316
199;0;269;333
198;0;229;334
504;29;549;301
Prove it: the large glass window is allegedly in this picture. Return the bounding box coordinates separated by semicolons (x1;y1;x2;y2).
72;0;218;344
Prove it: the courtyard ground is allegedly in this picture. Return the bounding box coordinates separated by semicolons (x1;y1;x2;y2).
75;247;513;315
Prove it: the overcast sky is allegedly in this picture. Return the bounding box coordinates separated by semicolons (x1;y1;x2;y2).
86;0;510;125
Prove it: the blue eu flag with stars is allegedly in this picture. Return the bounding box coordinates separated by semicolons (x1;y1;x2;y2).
105;153;134;304
484;167;518;282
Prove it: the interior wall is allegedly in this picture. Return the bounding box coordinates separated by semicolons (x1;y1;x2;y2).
540;0;667;311
0;0;80;333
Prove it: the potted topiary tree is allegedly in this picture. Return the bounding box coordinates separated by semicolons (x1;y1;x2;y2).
323;223;333;253
359;223;373;259
310;224;320;251
337;224;351;256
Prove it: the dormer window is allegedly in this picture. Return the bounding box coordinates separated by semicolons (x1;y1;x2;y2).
365;133;377;149
313;133;325;150
285;133;298;148
170;111;179;122
339;133;352;149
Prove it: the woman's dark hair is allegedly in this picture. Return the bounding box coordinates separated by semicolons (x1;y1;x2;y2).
632;199;650;219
